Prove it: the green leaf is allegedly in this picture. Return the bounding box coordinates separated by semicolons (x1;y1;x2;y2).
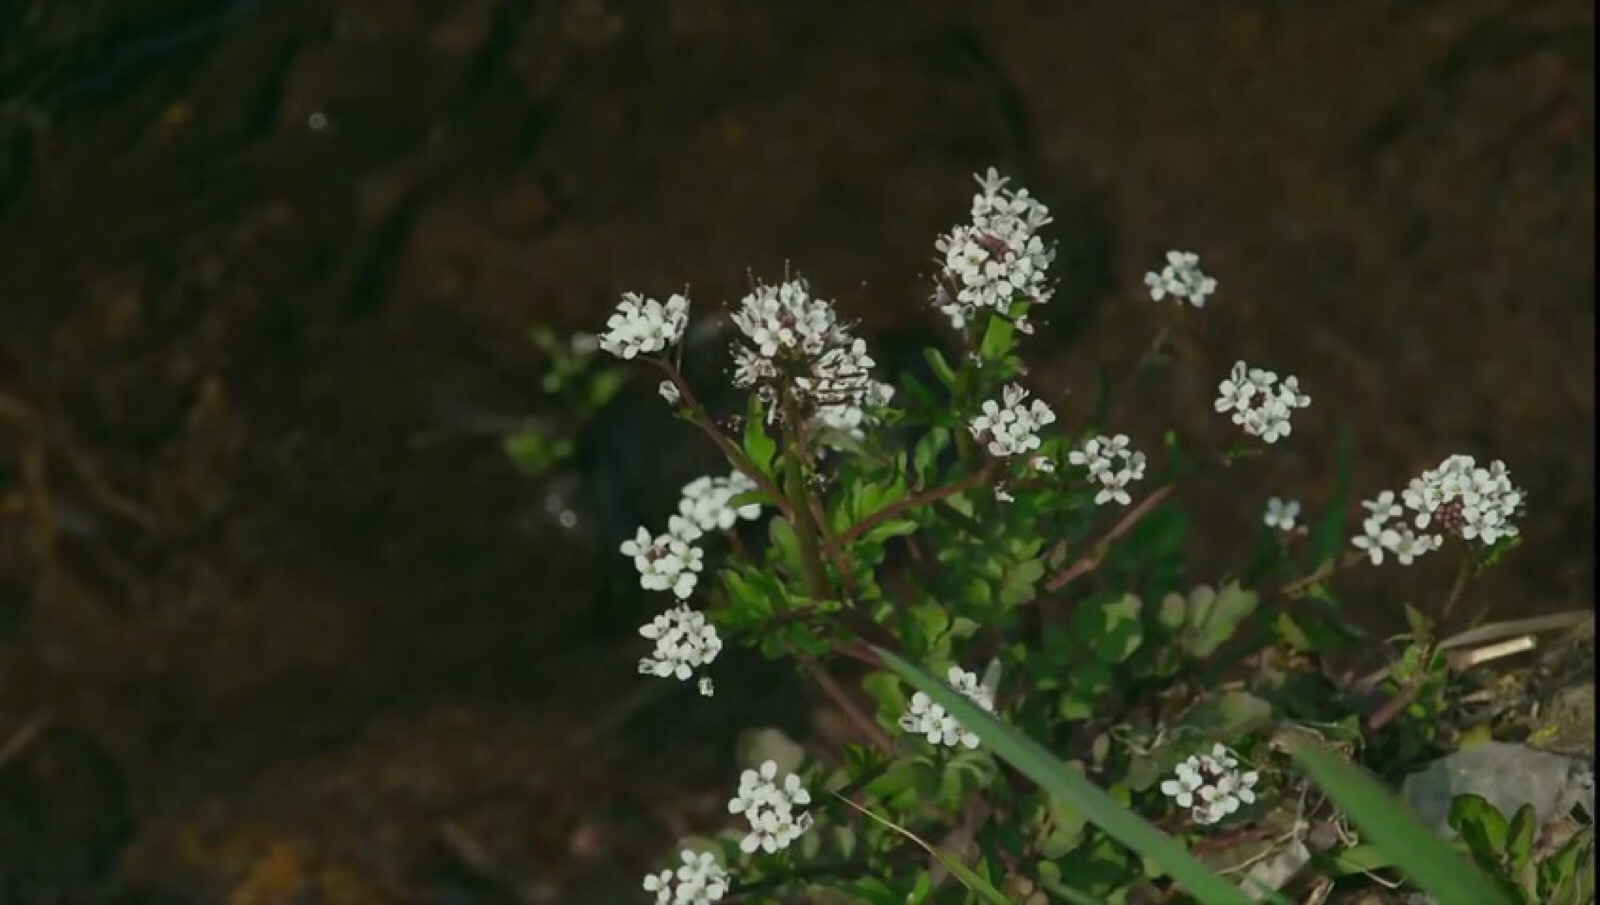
1289;740;1512;905
1504;803;1537;871
913;427;952;484
502;430;573;478
1181;582;1259;658
875;647;1257;905
1073;593;1144;664
1038;785;1091;857
742;395;777;477
1312;843;1398;877
978;310;1017;363
1403;602;1435;643
1309;424;1352;566
924;348;959;389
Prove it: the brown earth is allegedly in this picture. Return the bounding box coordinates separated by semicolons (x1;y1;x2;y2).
0;0;1592;900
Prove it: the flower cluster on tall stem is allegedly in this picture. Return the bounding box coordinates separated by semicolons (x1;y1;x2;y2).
932;168;1056;332
1352;454;1524;566
729;279;894;445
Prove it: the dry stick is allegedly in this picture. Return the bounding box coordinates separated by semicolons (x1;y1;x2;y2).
1351;610;1592;692
1043;483;1177;592
825;464;994;553
1447;635;1536;670
652;360;796;521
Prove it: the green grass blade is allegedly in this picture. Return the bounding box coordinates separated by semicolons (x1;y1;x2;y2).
874;647;1255;905
1287;739;1512;905
1308;424;1351;567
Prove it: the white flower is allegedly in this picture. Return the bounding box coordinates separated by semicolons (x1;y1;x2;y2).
932;168;1056;330
1263;497;1300;531
697;676;715;698
1144;250;1217;308
641;850;729;905
728;279;893;445
1160;744;1259;826
1400;454;1524;547
1387;527;1440;566
897;666;997;750
677;471;763;533
727;760;813;854
1350;456;1518;568
1362;490;1403;524
643;869;674;905
637;605;723;683
659;380;682;405
969;384;1057;458
1351;513;1400;566
620;516;705;598
1068;434;1147;507
1214;361;1310;444
598;292;689;360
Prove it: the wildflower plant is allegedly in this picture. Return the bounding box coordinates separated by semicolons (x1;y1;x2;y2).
528;168;1537;903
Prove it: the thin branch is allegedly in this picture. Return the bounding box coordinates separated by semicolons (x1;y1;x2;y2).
652;359;795;521
1043;483;1176;591
826;465;994;553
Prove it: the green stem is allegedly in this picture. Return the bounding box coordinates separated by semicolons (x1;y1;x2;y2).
780;396;832;601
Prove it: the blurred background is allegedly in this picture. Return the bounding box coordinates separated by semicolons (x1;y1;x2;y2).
0;0;1592;901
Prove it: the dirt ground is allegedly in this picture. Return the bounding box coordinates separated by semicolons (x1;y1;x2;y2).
0;0;1592;900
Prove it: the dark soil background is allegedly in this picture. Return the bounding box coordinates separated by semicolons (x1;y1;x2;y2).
0;1;1592;901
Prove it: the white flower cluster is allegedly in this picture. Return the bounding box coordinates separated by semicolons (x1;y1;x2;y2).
969;384;1057;457
1068;434;1148;506
1160;743;1260;826
727;760;813;854
677;471;762;533
933;168;1056;331
728;279;893;441
621;510;722;692
1214;361;1311;444
1351;455;1523;566
643;850;729;905
621;515;705;599
1264;496;1300;531
638;605;723;691
897;666;997;750
1404;455;1524;546
1144;251;1217;308
598;292;690;360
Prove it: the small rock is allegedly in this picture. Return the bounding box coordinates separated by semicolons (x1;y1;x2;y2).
1402;741;1592;838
